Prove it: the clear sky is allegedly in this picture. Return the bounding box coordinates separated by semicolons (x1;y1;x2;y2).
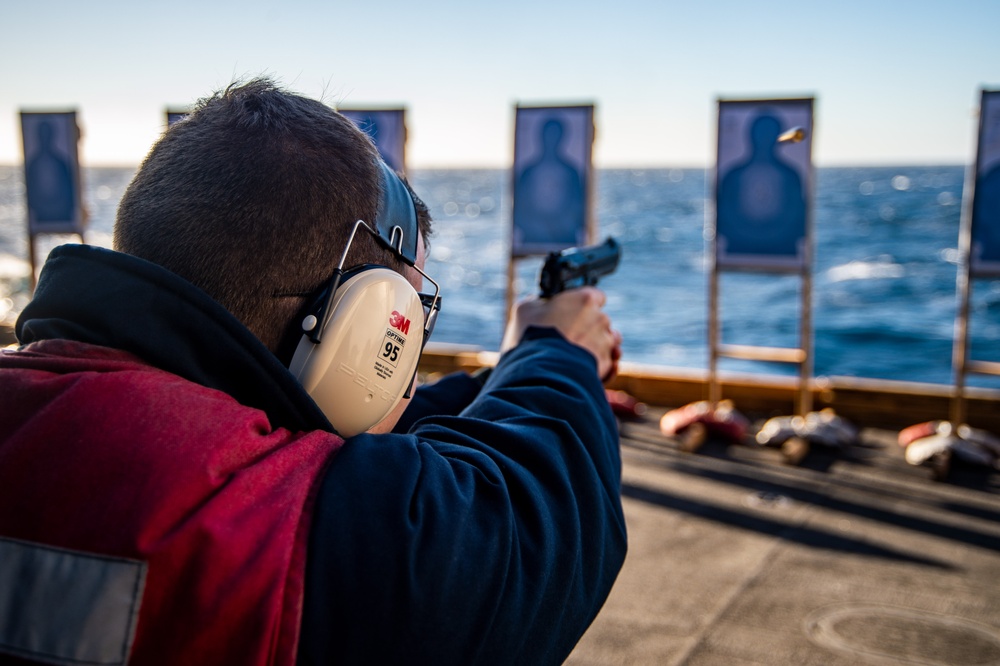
1;0;997;168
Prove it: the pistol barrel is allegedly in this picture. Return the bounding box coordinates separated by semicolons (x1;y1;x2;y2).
539;237;621;297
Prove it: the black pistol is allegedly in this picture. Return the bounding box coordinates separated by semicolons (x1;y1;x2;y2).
539;237;621;298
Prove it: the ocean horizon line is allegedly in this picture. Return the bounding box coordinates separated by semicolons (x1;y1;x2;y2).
0;161;972;172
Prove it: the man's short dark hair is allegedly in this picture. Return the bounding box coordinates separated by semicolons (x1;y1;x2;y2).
114;77;431;355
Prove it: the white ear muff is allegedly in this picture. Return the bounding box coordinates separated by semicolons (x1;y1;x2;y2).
289;267;425;437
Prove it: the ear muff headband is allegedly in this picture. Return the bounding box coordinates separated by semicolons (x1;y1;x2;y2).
287;162;439;436
373;160;419;265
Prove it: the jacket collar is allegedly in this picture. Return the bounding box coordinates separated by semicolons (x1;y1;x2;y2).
16;244;333;434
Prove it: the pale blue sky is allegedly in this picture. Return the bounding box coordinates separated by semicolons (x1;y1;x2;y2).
1;0;997;167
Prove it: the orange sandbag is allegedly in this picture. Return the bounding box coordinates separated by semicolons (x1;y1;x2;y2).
605;389;647;419
897;420;946;447
660;399;749;443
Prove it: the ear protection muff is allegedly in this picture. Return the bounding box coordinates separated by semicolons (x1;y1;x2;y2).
287;161;440;437
289;264;427;436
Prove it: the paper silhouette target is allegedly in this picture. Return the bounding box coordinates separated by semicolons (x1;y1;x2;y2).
714;98;814;271
969;89;1000;276
339;108;407;174
511;105;594;257
20;111;86;235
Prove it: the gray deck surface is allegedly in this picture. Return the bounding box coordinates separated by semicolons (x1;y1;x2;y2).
567;408;1000;665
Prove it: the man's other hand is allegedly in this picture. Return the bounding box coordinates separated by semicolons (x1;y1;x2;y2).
502;287;622;382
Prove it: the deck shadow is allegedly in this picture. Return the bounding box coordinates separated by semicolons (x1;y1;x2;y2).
621;481;954;569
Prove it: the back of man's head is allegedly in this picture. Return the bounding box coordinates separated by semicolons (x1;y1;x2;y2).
114;77;418;356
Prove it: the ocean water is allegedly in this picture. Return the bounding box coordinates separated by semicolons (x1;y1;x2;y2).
1;164;998;388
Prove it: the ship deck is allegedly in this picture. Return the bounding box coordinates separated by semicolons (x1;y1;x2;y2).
568;407;1000;664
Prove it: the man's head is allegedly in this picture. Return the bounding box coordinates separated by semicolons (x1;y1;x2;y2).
114;77;431;358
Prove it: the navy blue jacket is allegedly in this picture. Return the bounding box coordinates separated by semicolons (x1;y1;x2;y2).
16;244;627;665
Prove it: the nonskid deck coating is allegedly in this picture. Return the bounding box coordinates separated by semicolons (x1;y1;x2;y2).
568;408;1000;665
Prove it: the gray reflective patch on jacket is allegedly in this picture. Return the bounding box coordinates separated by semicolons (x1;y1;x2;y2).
0;536;146;665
